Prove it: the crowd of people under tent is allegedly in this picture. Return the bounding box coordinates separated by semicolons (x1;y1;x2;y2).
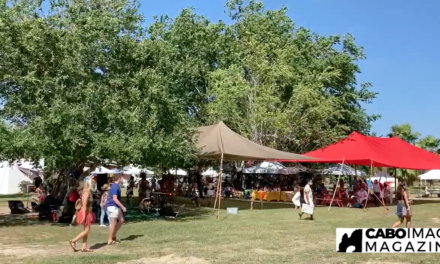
27;163;406;224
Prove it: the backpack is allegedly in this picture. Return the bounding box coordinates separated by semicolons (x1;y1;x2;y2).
69;190;79;203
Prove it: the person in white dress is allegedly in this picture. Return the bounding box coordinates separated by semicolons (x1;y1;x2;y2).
292;184;301;209
299;179;314;220
205;177;215;207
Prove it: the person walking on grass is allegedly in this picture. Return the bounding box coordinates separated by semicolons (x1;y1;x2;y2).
127;176;135;205
69;181;95;252
205;177;215;207
372;180;381;207
392;182;411;228
299;179;314;220
292;184;301;209
100;184;110;227
107;175;127;245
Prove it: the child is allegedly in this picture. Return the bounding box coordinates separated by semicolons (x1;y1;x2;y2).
100;184;110;227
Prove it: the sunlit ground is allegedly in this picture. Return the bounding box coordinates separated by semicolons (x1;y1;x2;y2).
0;194;439;264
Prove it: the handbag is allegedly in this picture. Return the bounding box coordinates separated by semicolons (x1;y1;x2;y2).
301;203;314;215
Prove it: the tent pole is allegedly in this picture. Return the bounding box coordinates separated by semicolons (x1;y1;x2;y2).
378;168;388;213
353;165;357;190
213;169;221;211
212;166;220;211
363;159;373;210
328;158;345;211
217;153;224;220
394;168;397;196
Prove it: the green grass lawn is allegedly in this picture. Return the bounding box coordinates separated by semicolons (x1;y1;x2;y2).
0;195;440;264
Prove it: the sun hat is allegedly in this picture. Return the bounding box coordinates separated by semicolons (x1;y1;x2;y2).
101;184;110;191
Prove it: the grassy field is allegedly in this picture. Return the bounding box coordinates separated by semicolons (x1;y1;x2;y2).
0;195;440;264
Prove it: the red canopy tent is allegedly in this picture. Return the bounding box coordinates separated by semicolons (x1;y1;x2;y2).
277;132;440;170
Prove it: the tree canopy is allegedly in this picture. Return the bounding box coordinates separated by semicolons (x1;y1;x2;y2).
147;0;379;153
0;0;198;175
0;0;380;176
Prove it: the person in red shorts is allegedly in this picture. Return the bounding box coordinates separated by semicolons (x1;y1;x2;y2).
69;181;95;252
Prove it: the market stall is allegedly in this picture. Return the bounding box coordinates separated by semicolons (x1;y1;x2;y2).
418;170;440;197
278;131;440;211
196;121;315;217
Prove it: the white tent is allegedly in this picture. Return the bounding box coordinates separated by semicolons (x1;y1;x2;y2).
418;170;440;180
91;166;114;175
168;169;187;176
201;168;219;177
123;167;154;176
370;171;398;188
243;161;288;175
0;162;34;195
321;163;366;176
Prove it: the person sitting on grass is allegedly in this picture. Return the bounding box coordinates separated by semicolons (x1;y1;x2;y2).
354;186;368;208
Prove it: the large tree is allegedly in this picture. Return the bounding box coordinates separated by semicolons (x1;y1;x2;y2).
0;0;197;176
0;0;380;179
149;0;379;153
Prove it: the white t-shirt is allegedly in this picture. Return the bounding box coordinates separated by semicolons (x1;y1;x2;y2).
206;183;215;196
304;184;313;203
373;183;380;193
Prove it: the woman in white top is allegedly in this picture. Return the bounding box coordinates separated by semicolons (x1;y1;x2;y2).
292;184;301;209
205;177;215;207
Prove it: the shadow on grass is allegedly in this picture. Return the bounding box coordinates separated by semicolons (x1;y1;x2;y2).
89;235;145;250
411;199;440;205
90;242;108;250
0;213;50;227
121;234;144;241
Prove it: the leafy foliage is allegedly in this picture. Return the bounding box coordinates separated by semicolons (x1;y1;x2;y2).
0;0;381;177
0;0;198;175
388;123;440;185
189;0;378;153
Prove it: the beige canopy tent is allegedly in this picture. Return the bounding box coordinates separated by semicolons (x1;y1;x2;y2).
196;122;316;161
196;122;316;218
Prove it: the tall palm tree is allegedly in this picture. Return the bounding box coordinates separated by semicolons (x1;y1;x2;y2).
388;123;421;144
388;123;422;185
417;135;440;153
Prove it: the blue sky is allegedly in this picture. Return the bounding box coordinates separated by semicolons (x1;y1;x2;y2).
140;0;440;138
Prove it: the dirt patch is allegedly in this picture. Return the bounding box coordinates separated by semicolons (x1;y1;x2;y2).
364;262;412;264
0;244;51;259
0;243;72;259
117;254;209;264
431;217;440;223
0;206;10;215
253;248;288;255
